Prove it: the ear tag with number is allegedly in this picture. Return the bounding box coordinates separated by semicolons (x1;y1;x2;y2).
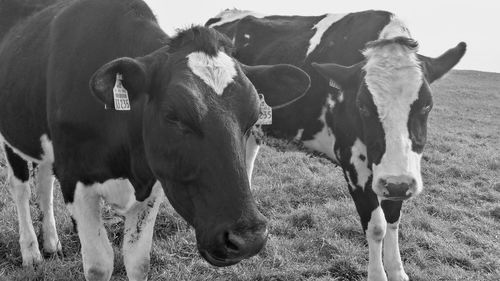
256;94;272;125
113;73;131;111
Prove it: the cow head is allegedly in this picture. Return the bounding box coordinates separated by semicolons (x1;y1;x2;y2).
312;37;466;200
89;27;310;266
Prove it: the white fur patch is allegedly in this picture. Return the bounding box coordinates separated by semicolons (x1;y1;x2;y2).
384;221;409;280
209;9;265;27
294;129;304;141
68;182;114;280
349;139;370;190
306;13;346;57
302;103;338;163
123;182;164;280
245;133;260;187
366;206;387;280
363;20;424;195
379;15;411;39
187;51;237;96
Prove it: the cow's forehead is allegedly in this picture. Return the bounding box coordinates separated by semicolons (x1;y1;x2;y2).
363;44;423;119
187;51;238;96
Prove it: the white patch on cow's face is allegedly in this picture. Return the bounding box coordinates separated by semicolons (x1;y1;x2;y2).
379;15;411;39
209;9;265;27
302;100;338;163
363;28;424;197
349;139;371;190
187;51;237;96
306;13;346;57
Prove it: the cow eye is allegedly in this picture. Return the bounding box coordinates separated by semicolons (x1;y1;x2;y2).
420;105;432;115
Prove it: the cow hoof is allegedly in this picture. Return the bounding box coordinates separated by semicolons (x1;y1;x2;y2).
42;248;64;259
387;270;409;281
42;238;63;258
21;249;43;269
86;266;112;281
367;271;388;281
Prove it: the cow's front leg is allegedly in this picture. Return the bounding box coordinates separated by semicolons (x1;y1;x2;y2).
350;185;387;281
122;182;164;281
381;200;408;281
67;182;113;281
3;145;42;268
36;160;61;257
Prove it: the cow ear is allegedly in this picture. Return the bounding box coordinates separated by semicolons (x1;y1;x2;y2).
241;64;311;109
418;42;466;83
311;61;362;90
89;57;149;110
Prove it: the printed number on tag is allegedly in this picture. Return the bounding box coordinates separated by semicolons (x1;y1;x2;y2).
256;94;272;125
113;73;131;111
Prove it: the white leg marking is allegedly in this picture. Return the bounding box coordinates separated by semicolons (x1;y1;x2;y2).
6;170;42;268
36;161;60;255
245;133;260;188
68;182;113;281
367;206;388;281
37;134;60;254
384;220;409;281
123;183;164;281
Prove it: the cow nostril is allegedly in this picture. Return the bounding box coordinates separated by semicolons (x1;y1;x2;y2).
224;231;243;254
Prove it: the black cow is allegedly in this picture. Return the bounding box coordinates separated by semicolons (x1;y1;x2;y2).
0;1;310;280
207;9;466;281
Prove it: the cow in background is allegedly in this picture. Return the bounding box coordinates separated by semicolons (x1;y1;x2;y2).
207;9;466;281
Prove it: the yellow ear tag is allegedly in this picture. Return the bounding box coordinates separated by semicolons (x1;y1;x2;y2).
256;94;272;125
113;73;131;111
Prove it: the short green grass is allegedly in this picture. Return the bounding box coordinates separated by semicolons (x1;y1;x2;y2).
1;70;499;280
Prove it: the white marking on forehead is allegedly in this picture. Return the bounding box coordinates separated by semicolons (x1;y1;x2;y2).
244;34;250;39
306;13;346;57
349;138;370;190
379;15;412;39
187;51;237;96
209;9;265;27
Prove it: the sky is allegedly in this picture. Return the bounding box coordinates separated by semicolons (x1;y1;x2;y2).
145;0;497;73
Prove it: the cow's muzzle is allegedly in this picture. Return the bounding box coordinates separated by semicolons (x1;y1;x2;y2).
375;175;417;201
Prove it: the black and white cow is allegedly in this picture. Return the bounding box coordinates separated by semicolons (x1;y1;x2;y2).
0;0;310;280
207;9;466;281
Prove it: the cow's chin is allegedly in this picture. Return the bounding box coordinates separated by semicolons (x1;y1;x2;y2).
198;249;242;267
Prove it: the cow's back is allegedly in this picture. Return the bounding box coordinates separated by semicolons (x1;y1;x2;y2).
0;0;70;158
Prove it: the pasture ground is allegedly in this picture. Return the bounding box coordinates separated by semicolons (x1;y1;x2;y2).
0;70;499;280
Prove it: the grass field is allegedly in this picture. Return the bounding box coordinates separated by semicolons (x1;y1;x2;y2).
0;70;499;280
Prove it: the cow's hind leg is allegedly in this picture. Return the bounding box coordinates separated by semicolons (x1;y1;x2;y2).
122;182;163;281
350;186;387;281
381;200;408;281
3;145;42;268
36;160;61;257
67;182;113;281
